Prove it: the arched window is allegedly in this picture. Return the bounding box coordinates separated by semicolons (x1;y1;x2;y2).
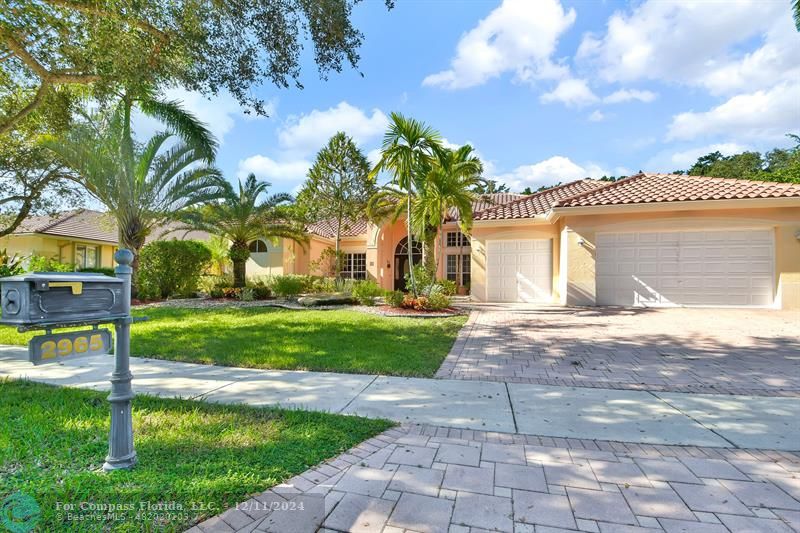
394;237;423;255
248;240;268;253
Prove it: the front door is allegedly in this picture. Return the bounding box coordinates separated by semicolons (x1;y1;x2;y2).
394;254;421;291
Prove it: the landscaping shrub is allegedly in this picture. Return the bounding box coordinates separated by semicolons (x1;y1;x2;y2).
384;290;404;308
270;275;307;297
27;255;72;272
198;274;232;295
239;287;255;301
0;248;24;278
400;290;451;311
249;281;271;300
351;280;382;305
404;264;435;295
311;276;336;293
222;287;241;299
137;240;211;300
426;291;451;310
438;279;457;296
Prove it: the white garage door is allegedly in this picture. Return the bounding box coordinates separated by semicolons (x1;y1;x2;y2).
487;240;552;302
596;229;775;307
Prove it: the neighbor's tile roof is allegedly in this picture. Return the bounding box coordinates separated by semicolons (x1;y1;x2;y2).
15;209;118;243
473;179;607;221
14;209;211;244
306;218;369;239
553;173;800;208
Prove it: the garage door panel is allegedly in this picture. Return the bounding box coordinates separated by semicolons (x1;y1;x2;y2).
487;239;552;303
596;228;774;307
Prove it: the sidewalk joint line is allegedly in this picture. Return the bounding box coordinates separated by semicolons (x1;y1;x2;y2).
647;390;740;449
504;382;518;433
339;374;379;414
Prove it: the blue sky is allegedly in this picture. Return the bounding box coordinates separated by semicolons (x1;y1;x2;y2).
143;0;800;194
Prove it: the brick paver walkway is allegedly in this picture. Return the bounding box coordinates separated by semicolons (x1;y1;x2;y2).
437;305;800;396
194;424;800;533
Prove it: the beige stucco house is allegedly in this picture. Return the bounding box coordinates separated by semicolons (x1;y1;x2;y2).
283;173;800;310
5;173;799;309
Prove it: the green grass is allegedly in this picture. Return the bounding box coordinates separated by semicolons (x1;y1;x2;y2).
0;379;392;532
0;307;467;377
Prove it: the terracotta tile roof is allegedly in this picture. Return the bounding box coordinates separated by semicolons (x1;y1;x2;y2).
13;209;211;244
306;218;368;239
474;180;607;221
14;209;118;243
446;193;527;221
553;173;800;208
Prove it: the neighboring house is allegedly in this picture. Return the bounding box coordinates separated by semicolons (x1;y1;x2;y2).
286;173;800;310
1;209;210;269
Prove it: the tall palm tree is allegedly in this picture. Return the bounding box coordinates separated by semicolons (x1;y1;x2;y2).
43;94;223;294
412;145;484;275
369;113;441;295
180;173;308;288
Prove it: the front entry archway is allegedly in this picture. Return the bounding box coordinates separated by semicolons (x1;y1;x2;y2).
394;237;422;291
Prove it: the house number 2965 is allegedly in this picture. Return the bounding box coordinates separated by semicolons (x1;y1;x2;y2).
29;329;112;365
40;334;105;359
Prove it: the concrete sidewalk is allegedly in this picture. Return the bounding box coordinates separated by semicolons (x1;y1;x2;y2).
1;346;798;451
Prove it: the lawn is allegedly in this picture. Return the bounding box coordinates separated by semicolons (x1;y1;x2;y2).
0;379;392;532
0;307;467;377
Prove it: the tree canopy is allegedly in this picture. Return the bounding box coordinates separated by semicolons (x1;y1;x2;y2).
296;131;375;276
683;135;800;183
1;0;393;134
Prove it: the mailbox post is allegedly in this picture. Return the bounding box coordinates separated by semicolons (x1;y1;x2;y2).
0;249;139;471
103;249;136;471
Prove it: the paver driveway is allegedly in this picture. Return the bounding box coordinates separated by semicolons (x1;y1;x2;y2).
197;424;800;533
437;305;800;396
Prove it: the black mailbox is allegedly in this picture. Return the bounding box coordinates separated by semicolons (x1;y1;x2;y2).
0;272;125;326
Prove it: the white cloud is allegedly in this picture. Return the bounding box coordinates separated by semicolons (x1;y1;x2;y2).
603;89;657;104
236;155;311;184
577;0;791;92
667;82;800;141
134;88;274;145
667;143;752;168
422;0;575;89
495;156;608;191
540;79;599;108
278;101;388;155
588;110;606;122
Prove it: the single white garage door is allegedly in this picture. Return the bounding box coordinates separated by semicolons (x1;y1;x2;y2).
487;240;552;302
596;228;775;307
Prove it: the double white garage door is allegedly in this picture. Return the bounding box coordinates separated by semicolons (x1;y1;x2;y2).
596;228;775;307
485;229;775;307
486;240;552;302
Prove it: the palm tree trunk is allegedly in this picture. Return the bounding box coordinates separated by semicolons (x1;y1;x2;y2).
233;259;246;288
422;229;436;277
406;192;417;296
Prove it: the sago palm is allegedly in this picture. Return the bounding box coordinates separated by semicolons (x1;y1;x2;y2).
369;113;441;295
411;145;484;275
180;173;308;288
43;95;223;293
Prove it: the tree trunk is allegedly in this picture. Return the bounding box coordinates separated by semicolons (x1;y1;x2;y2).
334;215;342;279
437;223;444;276
233;259;246;288
406;193;417;296
422;230;436;278
230;240;250;288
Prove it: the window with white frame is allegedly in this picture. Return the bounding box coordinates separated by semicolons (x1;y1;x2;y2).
446;254;471;286
341;253;367;280
446;231;470;248
75;244;99;269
